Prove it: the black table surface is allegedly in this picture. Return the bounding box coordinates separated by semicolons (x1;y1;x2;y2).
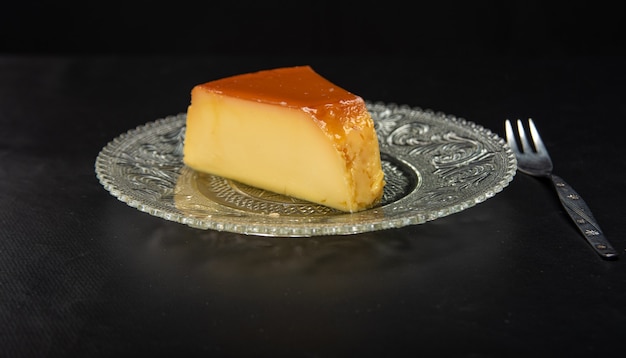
2;55;626;357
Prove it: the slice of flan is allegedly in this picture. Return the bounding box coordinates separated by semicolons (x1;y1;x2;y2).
182;65;385;212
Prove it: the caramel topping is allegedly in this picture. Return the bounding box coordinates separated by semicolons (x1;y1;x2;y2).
194;66;369;143
196;65;362;109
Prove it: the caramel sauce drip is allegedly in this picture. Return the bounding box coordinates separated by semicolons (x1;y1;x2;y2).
195;66;368;140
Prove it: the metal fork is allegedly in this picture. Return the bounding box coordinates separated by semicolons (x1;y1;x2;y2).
505;118;619;260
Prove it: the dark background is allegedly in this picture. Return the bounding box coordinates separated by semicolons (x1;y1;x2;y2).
2;0;625;57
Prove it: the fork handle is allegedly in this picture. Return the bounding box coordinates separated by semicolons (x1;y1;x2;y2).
549;174;619;259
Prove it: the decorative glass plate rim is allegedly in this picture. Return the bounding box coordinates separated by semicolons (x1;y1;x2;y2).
95;101;517;237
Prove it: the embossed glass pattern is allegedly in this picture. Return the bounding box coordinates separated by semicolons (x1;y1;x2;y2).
95;102;517;237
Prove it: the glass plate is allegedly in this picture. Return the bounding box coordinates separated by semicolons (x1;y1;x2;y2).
95;102;516;237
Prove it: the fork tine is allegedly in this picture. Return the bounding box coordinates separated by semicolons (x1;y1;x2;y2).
528;118;548;155
516;119;534;153
504;119;519;153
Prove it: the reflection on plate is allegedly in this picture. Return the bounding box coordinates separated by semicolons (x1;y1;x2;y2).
95;102;516;237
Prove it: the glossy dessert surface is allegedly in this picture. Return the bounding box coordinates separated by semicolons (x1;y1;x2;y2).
183;66;385;212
